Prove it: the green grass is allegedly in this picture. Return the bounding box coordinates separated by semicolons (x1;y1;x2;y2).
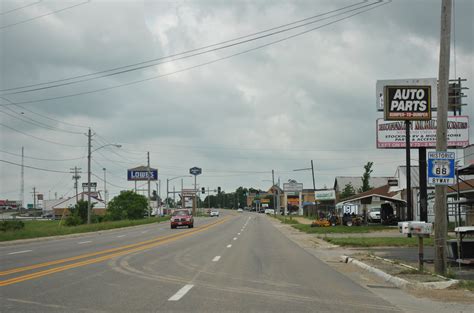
273;215;300;224
322;237;434;247
454;280;474;291
292;224;393;234
0;216;170;242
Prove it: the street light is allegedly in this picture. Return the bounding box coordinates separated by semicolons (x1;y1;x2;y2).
87;139;121;224
166;175;192;210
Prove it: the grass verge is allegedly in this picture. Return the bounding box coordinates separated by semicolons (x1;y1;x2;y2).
322;237;434;247
0;216;170;242
292;224;393;234
273;215;300;224
454;280;474;291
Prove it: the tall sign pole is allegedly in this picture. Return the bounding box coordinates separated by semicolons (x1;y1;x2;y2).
147;152;151;217
405;121;412;220
87;128;92;224
434;0;452;275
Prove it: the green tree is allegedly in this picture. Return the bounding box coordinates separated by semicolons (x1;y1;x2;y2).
107;191;148;220
340;183;356;200
359;161;374;193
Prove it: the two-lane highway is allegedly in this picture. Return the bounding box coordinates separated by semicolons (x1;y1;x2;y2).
1;211;400;313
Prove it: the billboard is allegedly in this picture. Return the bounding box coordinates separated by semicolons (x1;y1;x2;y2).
376;78;437;111
314;190;336;201
127;167;158;181
384;85;432;120
283;182;303;192
376;116;469;149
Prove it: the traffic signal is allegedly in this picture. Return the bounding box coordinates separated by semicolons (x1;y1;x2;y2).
201;187;205;194
217;186;221;193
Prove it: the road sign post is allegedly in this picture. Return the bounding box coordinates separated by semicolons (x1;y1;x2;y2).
428;151;455;185
189;167;202;215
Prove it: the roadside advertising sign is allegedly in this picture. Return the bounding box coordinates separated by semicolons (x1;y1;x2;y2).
283;182;303;192
376;78;437;112
82;182;97;188
127;168;158;181
37;194;43;200
342;204;358;215
189;167;202;176
384;85;432;120
314;190;336;201
427;152;455;185
376;116;469;149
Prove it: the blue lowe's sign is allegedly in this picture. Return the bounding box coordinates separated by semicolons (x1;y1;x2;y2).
127;166;158;181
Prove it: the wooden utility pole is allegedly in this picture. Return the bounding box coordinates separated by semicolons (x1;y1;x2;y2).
434;0;452;275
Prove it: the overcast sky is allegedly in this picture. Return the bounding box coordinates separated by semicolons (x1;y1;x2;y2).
1;0;473;205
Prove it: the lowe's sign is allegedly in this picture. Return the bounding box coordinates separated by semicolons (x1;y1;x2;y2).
127;166;158;181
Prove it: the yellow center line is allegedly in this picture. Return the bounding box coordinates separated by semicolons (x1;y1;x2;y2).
0;217;232;286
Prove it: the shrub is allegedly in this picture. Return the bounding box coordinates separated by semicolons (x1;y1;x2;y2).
64;215;82;226
0;220;25;232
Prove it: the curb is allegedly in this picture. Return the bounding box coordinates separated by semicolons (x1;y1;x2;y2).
341;255;459;290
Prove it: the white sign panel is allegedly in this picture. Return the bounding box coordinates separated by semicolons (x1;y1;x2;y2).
314;190;336;201
376;78;438;111
376;116;469;149
283;183;303;192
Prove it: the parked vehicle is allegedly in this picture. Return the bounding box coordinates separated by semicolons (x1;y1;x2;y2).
170;209;194;229
237;208;243;213
210;209;219;217
368;208;381;223
264;209;275;215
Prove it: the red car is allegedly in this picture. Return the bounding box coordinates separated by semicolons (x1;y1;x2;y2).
170;209;194;229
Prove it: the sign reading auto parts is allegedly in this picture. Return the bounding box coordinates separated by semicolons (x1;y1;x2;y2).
384;85;432;120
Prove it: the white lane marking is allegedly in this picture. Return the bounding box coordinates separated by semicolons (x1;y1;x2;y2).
78;241;92;244
8;250;32;255
227;244;232;248
212;256;221;262
233;237;237;240
237;233;241;235
117;235;126;238
168;284;194;301
141;230;149;234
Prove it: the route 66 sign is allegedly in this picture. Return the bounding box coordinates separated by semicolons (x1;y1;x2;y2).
427;152;455;185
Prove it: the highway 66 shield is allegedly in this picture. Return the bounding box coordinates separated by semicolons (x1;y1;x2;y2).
431;160;451;177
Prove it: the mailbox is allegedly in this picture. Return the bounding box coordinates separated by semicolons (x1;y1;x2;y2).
398;222;411;234
398;221;432;236
410;222;433;235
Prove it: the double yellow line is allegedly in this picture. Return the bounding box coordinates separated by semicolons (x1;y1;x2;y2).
1;217;231;287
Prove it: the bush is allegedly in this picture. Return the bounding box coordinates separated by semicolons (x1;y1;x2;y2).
64;215;82;226
0;220;25;232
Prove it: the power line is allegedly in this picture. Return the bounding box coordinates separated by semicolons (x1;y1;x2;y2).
0;96;89;128
0;1;390;105
0;0;90;30
1;159;70;173
0;1;369;93
0;123;87;147
0;107;83;134
91;172;128;189
0;148;86;162
0;1;42;15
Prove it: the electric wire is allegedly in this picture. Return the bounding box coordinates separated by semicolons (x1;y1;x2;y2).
0;123;87;147
0;1;42;15
0;159;70;173
0;1;369;93
0;0;90;30
1;1;391;105
0;148;86;162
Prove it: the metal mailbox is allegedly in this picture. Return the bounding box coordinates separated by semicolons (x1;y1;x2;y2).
409;222;433;235
398;222;411;234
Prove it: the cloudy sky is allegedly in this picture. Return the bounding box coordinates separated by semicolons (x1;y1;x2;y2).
1;0;473;205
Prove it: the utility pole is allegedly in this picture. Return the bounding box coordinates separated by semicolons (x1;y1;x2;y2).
87;128;92;224
32;187;36;210
207;187;210;209
147;152;151;217
103;168;107;208
434;0;452;276
166;178;169;211
70;166;82;204
20;147;24;212
272;170;275;212
405;120;412;221
311;160;316;190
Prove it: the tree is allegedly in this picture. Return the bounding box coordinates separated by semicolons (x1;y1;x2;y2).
359;161;374;193
107;191;148;220
340;183;356;200
67;200;92;225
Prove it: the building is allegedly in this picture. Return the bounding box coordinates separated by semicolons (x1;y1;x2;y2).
334;176;393;201
51;192;106;219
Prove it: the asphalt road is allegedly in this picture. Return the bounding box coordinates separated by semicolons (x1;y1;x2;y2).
1;210;401;313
